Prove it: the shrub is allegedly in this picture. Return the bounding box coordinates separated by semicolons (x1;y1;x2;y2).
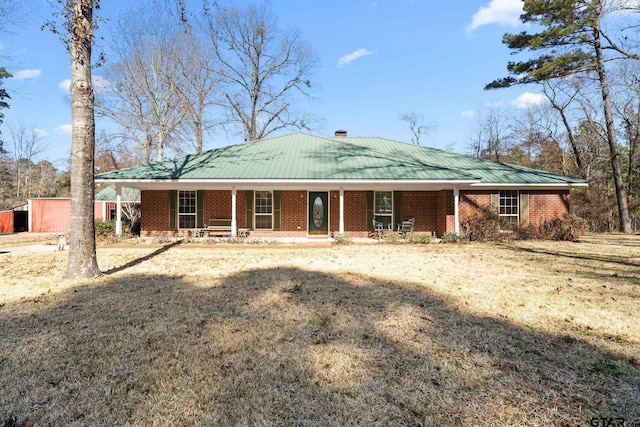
95;219;116;237
332;233;353;245
460;207;506;242
440;232;462;243
537;214;588;241
408;233;433;244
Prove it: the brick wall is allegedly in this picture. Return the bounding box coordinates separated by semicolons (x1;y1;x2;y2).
458;189;571;228
436;190;455;236
140;191;171;236
529;190;570;226
282;190;307;232
203;190;231;221
139;188;572;238
344;191;368;237
402;191;438;235
459;190;491;222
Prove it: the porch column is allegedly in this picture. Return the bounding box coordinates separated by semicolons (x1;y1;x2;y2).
115;186;123;236
101;201;107;221
231;187;237;237
454;187;460;235
339;188;345;234
27;199;32;232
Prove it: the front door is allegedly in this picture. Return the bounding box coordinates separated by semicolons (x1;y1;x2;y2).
308;191;329;236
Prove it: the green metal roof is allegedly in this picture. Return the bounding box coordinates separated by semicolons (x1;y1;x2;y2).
95;185;141;201
96;132;587;185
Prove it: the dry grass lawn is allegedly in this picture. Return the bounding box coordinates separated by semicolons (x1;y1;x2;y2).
0;234;639;426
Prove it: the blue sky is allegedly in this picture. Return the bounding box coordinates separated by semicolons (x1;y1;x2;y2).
1;0;546;169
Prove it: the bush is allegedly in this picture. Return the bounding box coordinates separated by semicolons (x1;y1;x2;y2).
460;207;506;242
332;233;353;245
460;208;587;242
440;232;462;243
537;214;588;241
95;219;116;237
408;234;433;244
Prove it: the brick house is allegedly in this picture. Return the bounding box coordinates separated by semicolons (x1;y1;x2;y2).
95;132;587;238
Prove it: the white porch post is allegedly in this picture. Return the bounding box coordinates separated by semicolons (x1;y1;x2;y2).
339;188;344;234
115;186;123;236
454;187;460;235
231;187;237;237
27;199;32;232
101;201;107;221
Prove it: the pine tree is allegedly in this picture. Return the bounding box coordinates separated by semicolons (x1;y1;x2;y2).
487;0;638;233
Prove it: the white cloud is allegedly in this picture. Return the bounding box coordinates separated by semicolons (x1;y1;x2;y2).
33;128;47;137
58;76;112;93
461;110;476;118
56;124;72;134
12;68;42;80
510;92;547;109
58;79;71;92
337;48;375;68
467;0;523;31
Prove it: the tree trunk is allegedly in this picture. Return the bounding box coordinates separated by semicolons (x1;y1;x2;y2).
593;28;632;233
64;0;101;279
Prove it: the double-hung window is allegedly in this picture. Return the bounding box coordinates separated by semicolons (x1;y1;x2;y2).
178;190;197;229
499;190;518;229
374;191;393;229
255;191;273;229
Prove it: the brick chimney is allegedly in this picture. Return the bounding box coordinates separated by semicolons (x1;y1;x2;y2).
334;130;347;138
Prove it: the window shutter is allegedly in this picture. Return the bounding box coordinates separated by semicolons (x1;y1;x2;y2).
197;190;204;228
273;190;281;231
169;190;177;230
490;191;499;213
393;191;402;229
366;191;374;230
519;191;529;227
245;190;254;230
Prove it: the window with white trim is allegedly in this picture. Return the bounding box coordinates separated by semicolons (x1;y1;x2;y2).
499;190;518;229
254;191;273;230
374;191;393;228
178;190;197;229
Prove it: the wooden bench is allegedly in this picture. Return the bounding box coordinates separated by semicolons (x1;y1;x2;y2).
205;219;233;236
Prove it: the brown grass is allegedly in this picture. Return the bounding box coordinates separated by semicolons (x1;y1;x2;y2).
0;234;639;426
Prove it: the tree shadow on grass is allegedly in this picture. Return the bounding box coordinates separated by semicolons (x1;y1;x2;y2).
103;241;183;275
501;243;640;269
0;267;638;426
499;243;640;287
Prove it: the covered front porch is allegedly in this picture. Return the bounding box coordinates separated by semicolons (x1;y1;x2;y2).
108;181;472;239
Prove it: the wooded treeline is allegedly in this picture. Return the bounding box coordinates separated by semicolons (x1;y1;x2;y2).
0;1;318;211
473;0;640;232
1;0;639;234
94;1;318;168
0;125;70;210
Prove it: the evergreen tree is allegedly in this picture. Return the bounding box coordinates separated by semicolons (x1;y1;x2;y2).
486;0;639;233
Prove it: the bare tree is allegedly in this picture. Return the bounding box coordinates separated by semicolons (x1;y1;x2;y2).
468;107;513;162
98;8;190;162
399;112;437;145
6;123;47;201
174;25;223;153
205;2;318;141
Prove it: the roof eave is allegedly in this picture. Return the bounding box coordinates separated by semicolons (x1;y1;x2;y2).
94;178;483;191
